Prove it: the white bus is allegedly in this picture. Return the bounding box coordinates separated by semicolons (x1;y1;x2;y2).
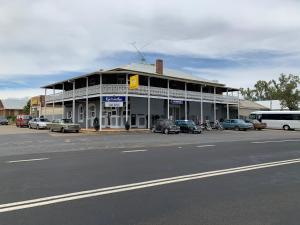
249;111;300;130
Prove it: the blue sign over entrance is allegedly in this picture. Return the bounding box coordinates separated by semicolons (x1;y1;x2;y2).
102;96;125;102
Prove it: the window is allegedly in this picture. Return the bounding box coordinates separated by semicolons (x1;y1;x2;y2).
67;111;72;119
78;105;84;122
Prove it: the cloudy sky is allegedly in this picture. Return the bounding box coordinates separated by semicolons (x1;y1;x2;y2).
1;0;300;99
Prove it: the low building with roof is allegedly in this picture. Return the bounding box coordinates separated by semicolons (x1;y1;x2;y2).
0;98;28;117
239;100;269;120
42;59;240;130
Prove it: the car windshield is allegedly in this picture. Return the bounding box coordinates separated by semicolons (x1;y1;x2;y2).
164;120;174;126
186;121;195;126
40;118;49;122
62;119;72;124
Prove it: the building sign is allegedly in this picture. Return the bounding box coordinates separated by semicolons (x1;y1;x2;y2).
103;96;125;108
170;100;183;105
129;74;139;90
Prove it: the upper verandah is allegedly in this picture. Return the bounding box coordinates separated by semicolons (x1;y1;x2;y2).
41;60;239;93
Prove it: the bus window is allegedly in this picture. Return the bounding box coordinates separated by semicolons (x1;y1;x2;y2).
249;114;257;120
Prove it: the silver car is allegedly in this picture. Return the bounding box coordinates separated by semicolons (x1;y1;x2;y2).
49;119;80;133
29;118;50;129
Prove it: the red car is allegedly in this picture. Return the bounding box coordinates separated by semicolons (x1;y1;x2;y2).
16;115;32;128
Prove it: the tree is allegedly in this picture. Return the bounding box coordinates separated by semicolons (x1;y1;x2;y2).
23;100;31;114
240;74;300;110
271;74;300;110
240;88;256;101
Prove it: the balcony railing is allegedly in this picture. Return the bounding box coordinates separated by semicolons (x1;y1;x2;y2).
46;84;238;104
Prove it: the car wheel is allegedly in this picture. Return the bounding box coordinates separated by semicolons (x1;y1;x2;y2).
164;128;169;135
234;126;239;131
76;130;79;133
283;125;290;131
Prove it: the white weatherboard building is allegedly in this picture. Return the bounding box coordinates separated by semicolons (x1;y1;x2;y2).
42;60;240;130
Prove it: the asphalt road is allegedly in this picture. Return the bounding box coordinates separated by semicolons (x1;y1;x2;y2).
0;128;300;225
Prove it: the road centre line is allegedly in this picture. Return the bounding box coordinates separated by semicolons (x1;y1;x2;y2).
122;149;148;153
6;158;49;164
1;158;300;213
252;139;300;144
196;145;216;148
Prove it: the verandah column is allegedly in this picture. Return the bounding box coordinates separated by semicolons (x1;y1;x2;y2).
62;83;65;119
126;74;129;124
200;85;203;124
167;79;170;119
226;89;229;120
99;73;103;131
237;91;240;119
148;76;151;129
85;77;89;130
185;82;187;120
72;81;75;123
44;88;47;118
52;86;55;121
213;87;216;123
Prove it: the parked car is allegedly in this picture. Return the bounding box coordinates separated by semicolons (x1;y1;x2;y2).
152;119;180;134
0;117;8;125
29;118;50;129
175;120;202;134
245;119;267;130
48;119;80;133
221;119;253;131
16;115;32;128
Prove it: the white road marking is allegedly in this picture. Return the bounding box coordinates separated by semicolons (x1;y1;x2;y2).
178;147;183;149
6;158;49;164
1;158;300;213
196;145;216;148
252;139;300;144
122;149;148;153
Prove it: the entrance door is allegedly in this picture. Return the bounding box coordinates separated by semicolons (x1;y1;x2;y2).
137;114;146;128
170;106;180;121
89;104;96;127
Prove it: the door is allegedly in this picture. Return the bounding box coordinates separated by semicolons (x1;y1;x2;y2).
89;104;96;127
170;106;180;121
137;114;146;128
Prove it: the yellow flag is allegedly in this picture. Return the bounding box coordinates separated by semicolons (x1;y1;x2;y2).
130;74;139;90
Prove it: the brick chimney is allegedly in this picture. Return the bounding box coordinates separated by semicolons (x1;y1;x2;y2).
156;59;163;75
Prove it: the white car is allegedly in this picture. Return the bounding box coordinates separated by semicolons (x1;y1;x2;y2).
29;118;50;129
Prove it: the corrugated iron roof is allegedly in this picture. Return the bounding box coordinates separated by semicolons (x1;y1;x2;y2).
0;98;28;110
113;63;222;85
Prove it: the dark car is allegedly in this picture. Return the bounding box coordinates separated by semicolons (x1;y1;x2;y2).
0;117;8;125
175;120;202;134
152;119;180;134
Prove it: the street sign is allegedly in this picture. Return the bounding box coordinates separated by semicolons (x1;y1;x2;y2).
103;96;125;108
130;75;139;90
170;100;183;105
105;102;124;107
102;96;125;102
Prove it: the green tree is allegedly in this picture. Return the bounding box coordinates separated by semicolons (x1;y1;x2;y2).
240;88;256;101
23;100;31;114
271;74;300;110
240;74;299;110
